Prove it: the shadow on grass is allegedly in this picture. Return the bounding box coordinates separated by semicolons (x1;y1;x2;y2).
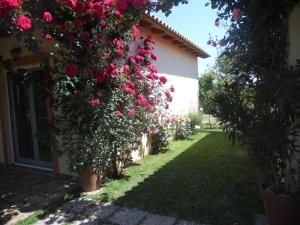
114;131;262;225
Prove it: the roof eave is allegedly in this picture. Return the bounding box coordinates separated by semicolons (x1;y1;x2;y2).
141;13;210;58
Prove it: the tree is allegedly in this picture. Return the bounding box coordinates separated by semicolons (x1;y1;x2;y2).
198;71;216;114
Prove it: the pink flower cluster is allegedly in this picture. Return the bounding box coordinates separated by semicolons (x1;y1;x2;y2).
0;0;20;17
117;0;150;12
16;16;32;30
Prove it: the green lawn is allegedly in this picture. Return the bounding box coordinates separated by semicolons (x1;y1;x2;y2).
90;130;263;225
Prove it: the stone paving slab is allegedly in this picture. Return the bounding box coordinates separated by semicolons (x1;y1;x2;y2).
175;220;205;225
107;207;147;225
141;214;176;225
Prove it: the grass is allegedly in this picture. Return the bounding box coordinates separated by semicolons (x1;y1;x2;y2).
15;188;81;225
90;130;263;225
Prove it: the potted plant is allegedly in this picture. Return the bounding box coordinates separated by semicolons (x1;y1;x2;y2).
205;1;300;224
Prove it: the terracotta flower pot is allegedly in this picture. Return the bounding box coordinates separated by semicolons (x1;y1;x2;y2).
79;169;100;192
260;185;300;225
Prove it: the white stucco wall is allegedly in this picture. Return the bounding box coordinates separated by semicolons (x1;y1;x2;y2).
140;27;199;114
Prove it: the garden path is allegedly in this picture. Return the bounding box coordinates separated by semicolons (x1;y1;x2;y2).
33;197;204;225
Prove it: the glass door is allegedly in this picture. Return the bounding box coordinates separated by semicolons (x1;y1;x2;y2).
8;69;52;169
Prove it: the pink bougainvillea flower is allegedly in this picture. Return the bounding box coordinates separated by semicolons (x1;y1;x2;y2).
43;33;53;41
65;64;78;77
159;76;167;84
16;16;32;30
232;8;241;22
89;98;101;106
128;107;137;117
42;11;53;23
115;110;122;117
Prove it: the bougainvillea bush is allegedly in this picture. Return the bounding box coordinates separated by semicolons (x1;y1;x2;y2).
0;0;176;177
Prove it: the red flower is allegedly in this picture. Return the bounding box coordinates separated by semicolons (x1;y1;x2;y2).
75;19;83;28
65;64;78;77
16;16;32;30
0;0;20;17
117;0;127;13
89;98;100;106
136;70;143;76
42;11;53;23
115;110;122;117
68;33;76;43
128;107;137;117
123;65;130;73
135;54;144;62
130;0;149;9
87;69;94;77
148;65;157;73
150;53;157;61
131;25;140;40
159;76;167;84
43;33;53;41
115;10;121;17
116;49;123;58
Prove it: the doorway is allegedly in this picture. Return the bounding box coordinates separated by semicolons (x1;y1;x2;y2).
7;69;52;169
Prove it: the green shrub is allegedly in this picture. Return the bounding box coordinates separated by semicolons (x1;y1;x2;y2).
175;121;192;140
188;112;203;132
151;125;172;154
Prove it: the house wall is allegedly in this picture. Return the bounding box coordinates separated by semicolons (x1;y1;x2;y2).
140;27;199;114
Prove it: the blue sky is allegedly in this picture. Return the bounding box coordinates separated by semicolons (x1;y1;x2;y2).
153;0;226;75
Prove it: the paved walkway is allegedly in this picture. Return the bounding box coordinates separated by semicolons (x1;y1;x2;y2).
0;164;78;225
34;197;204;225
